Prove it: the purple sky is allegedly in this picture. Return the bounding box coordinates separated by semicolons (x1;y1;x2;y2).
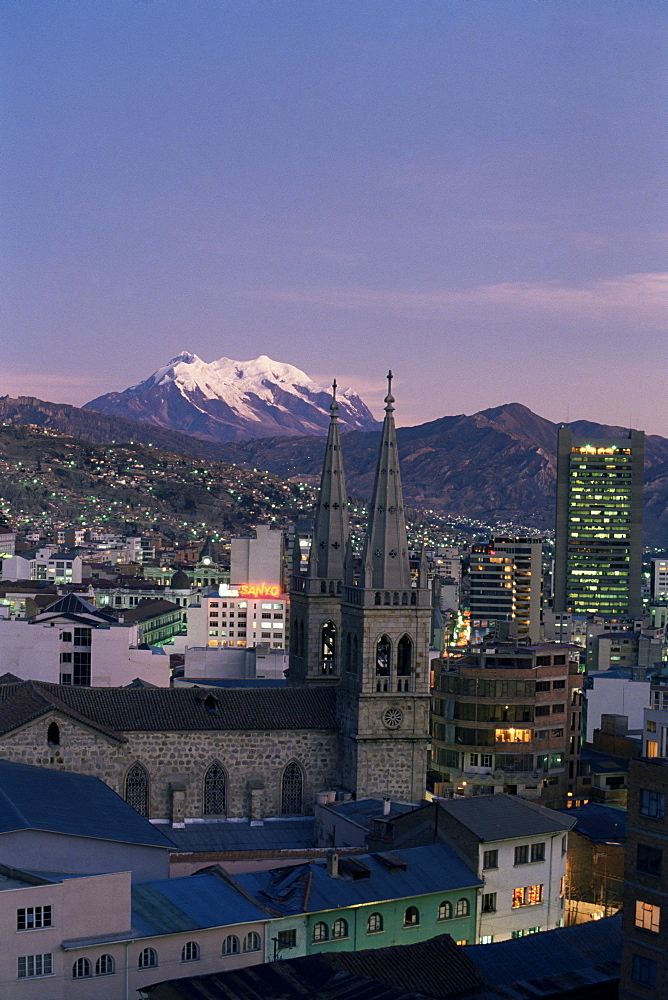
2;2;666;432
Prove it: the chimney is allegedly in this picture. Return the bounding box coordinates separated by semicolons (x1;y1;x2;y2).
383;797;391;816
326;850;339;878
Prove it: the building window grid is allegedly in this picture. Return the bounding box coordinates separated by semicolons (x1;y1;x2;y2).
512;884;543;908
17;954;52;979
17;905;52;931
635;900;660;934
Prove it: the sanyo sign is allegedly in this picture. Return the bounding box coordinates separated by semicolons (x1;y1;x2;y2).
218;583;282;599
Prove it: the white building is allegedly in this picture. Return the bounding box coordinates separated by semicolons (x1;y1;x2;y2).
2;547;83;585
230;525;284;589
585;670;651;741
435;794;573;943
188;585;288;651
0;593;170;687
650;558;668;599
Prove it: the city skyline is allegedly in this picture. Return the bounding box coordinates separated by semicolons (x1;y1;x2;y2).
2;2;666;433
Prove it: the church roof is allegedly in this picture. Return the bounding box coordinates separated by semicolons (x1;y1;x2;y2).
0;759;174;849
0;679;337;735
308;380;350;581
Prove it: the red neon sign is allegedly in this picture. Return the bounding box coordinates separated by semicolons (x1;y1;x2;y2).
239;583;281;598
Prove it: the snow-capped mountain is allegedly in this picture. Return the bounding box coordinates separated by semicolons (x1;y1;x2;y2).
84;353;379;442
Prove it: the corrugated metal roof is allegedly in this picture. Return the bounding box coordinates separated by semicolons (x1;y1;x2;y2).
0;759;174;849
235;843;481;915
437;794;574;842
557;803;626;844
167;818;315;854
132;870;267;935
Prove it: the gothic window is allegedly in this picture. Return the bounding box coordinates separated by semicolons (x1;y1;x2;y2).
397;635;412;691
125;762;149;817
321;581;327;594
353;634;359;673
47;722;60;746
345;632;351;672
281;761;304;815
203;761;227;816
375;592;381;606
322;621;336;674
376;636;391;675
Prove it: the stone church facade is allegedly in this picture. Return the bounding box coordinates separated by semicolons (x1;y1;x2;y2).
0;376;432;821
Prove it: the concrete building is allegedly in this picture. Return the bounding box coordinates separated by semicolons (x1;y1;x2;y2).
231;524;284;589
554;426;644;616
650;558;668;600
469;536;542;644
0;592;171;687
585;670;651;742
187;585;288;651
2;546;83;585
431;643;583;808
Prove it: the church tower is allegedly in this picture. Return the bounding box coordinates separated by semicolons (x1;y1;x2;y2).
288;382;350;685
337;373;432;803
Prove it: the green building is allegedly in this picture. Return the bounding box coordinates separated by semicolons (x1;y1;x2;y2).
554;426;644;616
235;843;481;962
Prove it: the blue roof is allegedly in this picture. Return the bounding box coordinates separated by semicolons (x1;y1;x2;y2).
325;798;416;829
558;803;626;843
0;759;174;850
168;818;314;853
235;843;481;916
132;870;267;935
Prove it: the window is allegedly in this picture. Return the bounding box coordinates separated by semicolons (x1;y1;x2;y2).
437;901;452;920
47;721;60;745
552;704;565;713
469;753;479;766
515;845;529;865
125;762;149;817
322;620;336;675
72;957;92;979
17;954;52;979
535;705;550;716
367;912;383;933
73;650;91;685
376;635;391;687
60;652;72;663
222;934;240;955
481;754;493;767
552;680;565;689
480;935;494;944
483;850;498;869
181;941;200;962
637;844;662;878
243;931;261;952
640;789;665;820
332;918;348;938
635;901;660;933
455;939;468;945
281;761;303;815
138;948;157;969
73;627;91;647
17;905;52;931
95;954;115;976
203;761;226;816
397;634;412;676
536;681;551;692
481;893;497;913
312;921;329;942
531;842;545;863
277;929;296;950
632;954;657;986
404;906;420;926
455;898;469;917
512;885;543;907
60;631;72;642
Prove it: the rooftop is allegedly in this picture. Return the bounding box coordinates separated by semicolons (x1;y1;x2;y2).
557;803;626;844
167;818;315;854
436;793;574;842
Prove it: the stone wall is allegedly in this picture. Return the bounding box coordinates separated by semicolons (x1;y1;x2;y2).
0;712;340;820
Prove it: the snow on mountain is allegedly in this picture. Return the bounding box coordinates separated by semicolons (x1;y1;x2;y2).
85;353;379;443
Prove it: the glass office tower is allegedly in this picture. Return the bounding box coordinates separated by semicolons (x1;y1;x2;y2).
554;427;644;616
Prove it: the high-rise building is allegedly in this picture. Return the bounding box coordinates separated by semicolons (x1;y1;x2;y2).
554;427;644;616
469;536;543;643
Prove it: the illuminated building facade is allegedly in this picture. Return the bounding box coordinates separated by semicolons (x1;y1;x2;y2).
469;537;543;643
554;427;644;616
200;585;288;650
431;643;583;809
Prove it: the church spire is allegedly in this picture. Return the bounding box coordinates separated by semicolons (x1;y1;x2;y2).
308;380;350;580
362;371;411;590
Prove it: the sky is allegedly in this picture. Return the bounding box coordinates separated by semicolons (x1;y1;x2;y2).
2;1;666;433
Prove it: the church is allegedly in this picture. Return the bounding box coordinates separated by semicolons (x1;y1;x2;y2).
0;375;432;821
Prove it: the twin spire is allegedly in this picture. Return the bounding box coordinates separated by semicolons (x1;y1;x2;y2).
310;373;410;592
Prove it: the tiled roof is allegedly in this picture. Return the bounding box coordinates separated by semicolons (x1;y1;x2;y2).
0;680;337;733
0;759;174;849
437;793;574;842
116;599;182;623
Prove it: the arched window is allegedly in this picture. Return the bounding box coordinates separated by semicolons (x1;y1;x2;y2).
95;954;115;976
312;921;329;942
367;912;383;933
345;632;351;672
455;898;469;917
72;957;91;979
281;761;303;815
181;941;200;963
376;634;391;691
47;721;60;746
332;918;348;938
352;634;359;673
438;900;452;921
397;635;412;691
222;934;240;955
374;591;381;605
203;761;227;816
243;931;261;952
138;948;157;969
125;762;149;817
322;621;336;674
404;906;419;926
